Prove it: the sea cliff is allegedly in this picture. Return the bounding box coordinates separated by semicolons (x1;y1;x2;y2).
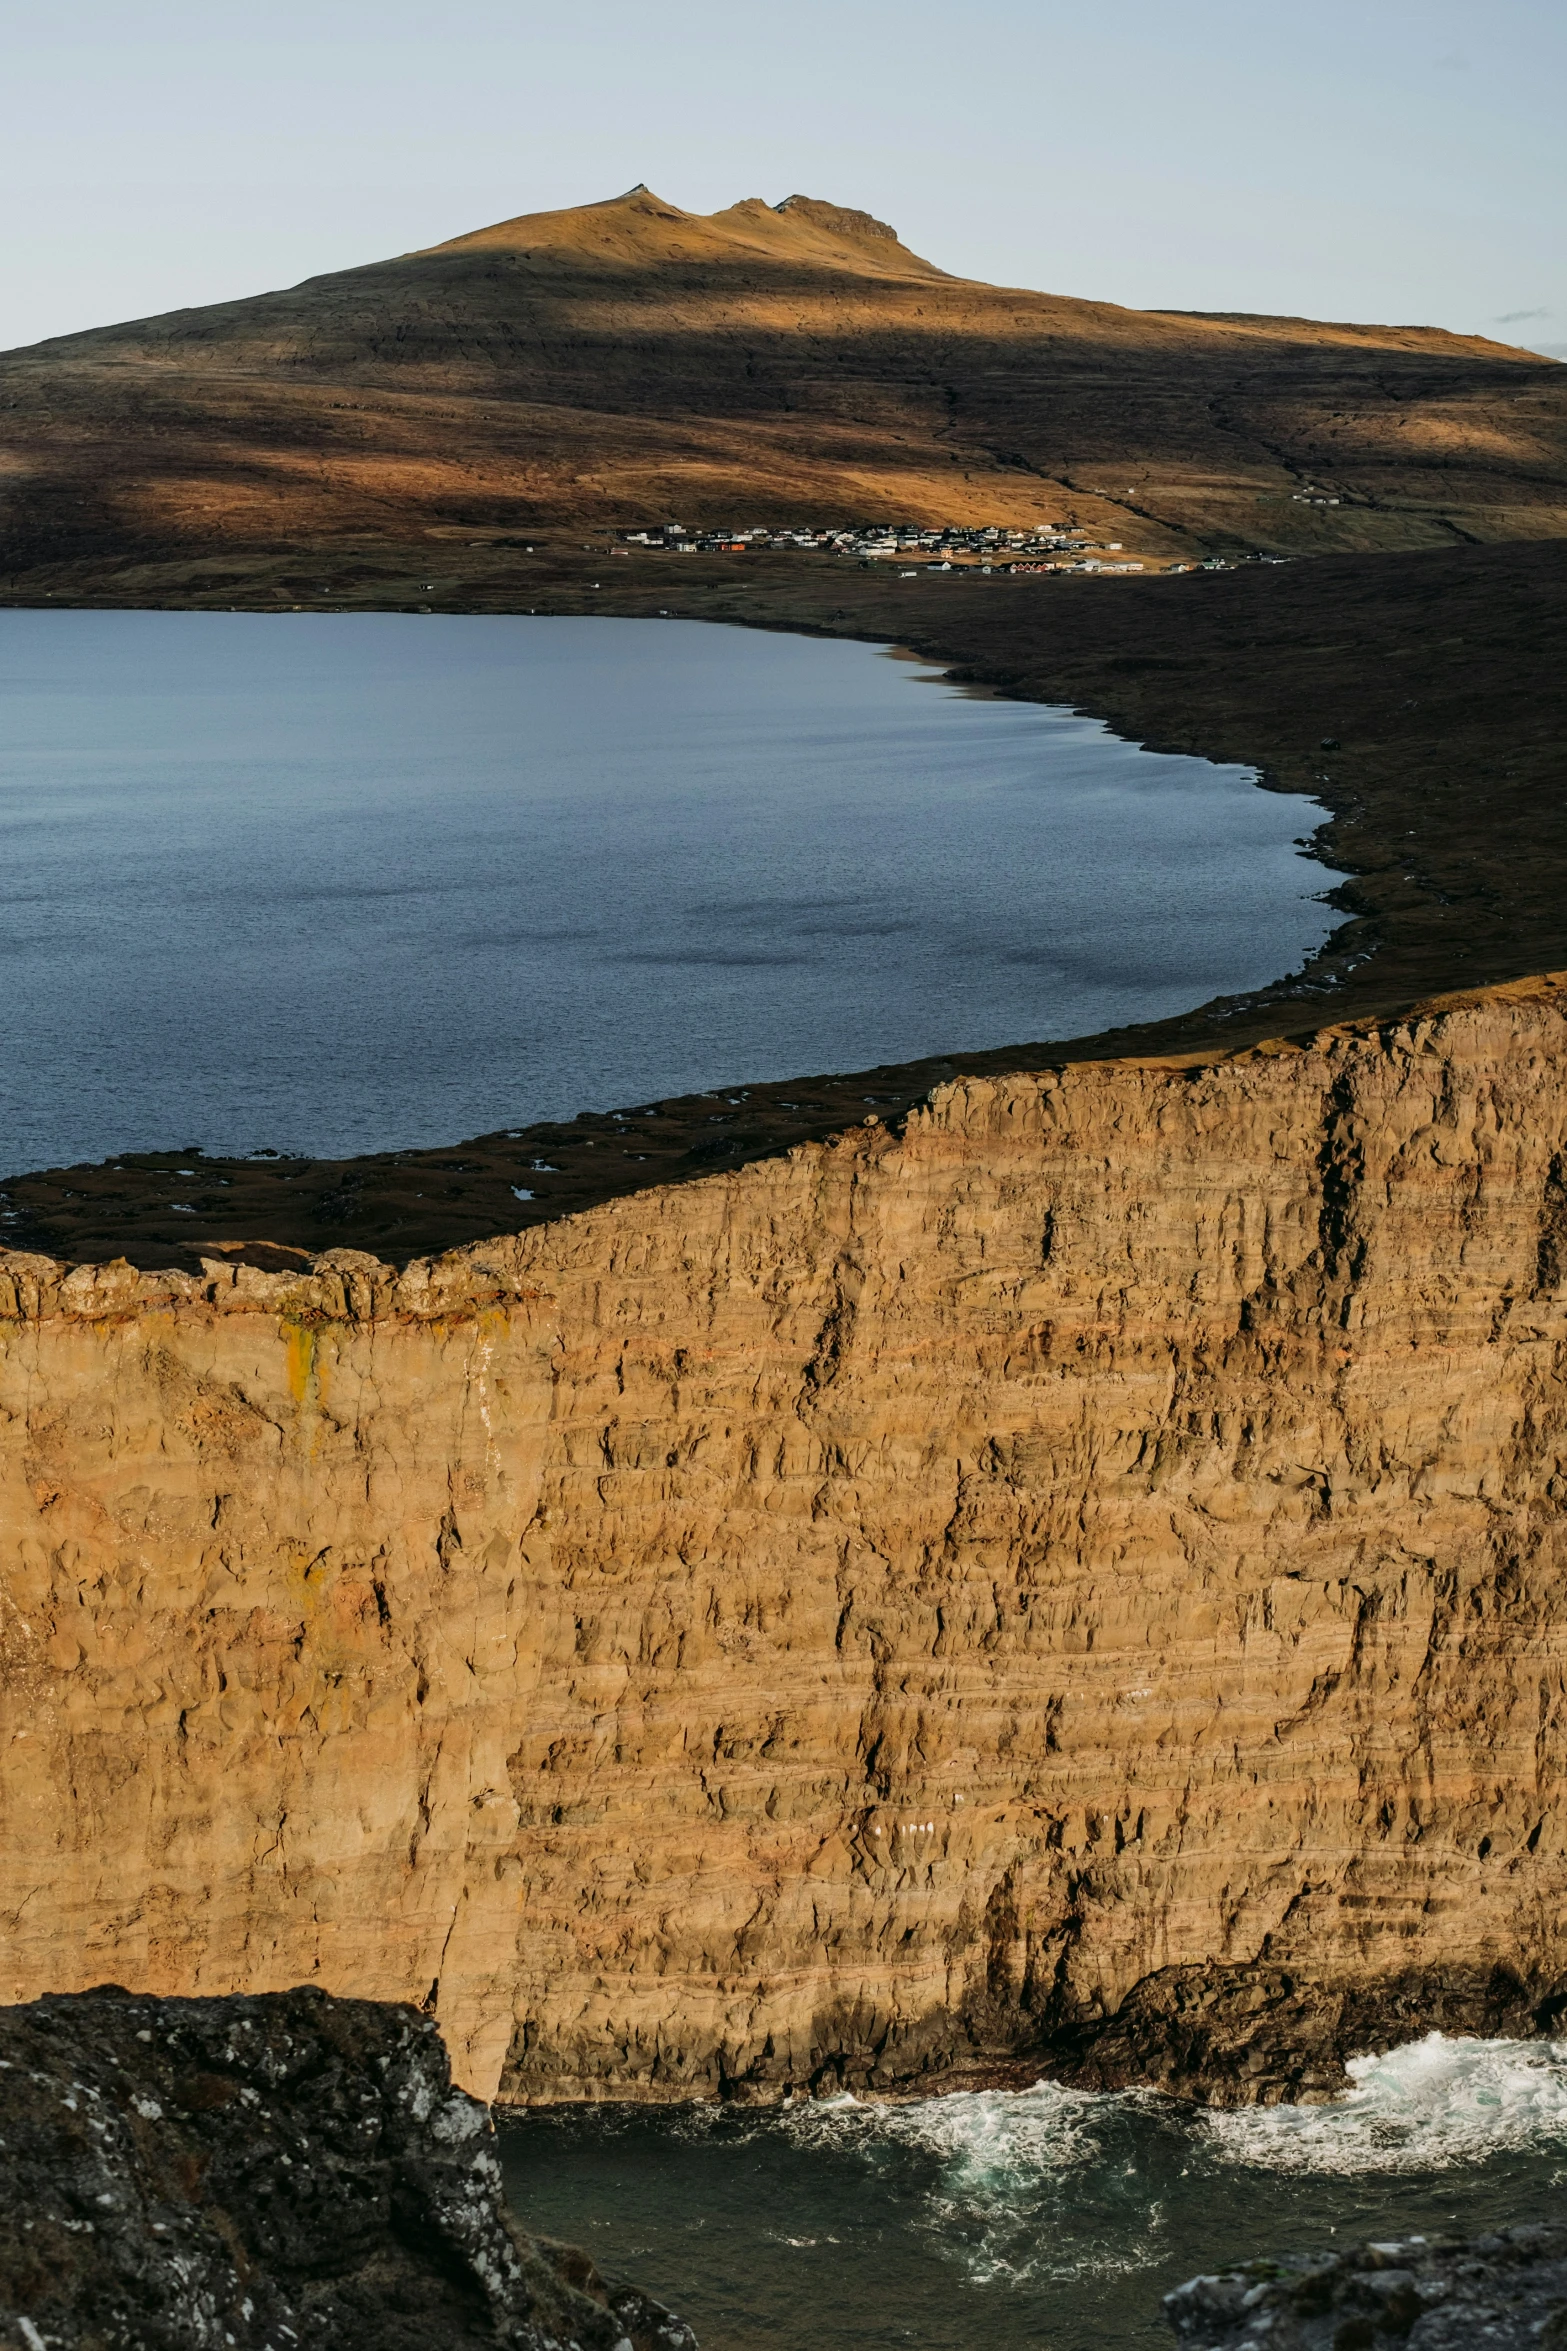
6;980;1567;2105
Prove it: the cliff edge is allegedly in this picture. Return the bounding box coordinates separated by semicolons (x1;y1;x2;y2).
5;981;1567;2104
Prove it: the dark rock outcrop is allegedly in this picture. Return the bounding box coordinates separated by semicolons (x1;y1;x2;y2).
1054;1959;1562;2108
1165;2224;1567;2348
0;1986;693;2351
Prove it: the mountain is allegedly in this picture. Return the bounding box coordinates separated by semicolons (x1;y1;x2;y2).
2;187;1564;579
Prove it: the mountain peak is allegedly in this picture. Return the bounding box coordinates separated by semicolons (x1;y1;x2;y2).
603;183;684;212
774;194;899;243
420;185;935;276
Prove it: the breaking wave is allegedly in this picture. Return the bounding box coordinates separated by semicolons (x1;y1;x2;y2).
503;2037;1567;2337
775;2083;1168;2284
514;2040;1567;2313
757;2038;1567;2282
1204;2033;1567;2175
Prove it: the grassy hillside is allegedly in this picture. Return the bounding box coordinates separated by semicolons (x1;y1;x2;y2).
2;187;1563;585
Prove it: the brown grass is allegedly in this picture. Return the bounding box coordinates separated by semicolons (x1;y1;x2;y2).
3;187;1564;580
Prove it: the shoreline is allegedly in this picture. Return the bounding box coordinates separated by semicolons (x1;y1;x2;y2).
8;536;1565;1268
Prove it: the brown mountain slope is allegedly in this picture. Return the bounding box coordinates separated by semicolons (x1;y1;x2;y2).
2;186;1564;580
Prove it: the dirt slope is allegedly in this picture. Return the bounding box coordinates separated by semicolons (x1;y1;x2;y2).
2;186;1563;579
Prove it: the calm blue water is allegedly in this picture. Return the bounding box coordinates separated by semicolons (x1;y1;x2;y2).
0;611;1341;1177
501;2036;1567;2350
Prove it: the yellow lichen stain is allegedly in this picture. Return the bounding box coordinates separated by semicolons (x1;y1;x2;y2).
286;1547;319;1597
283;1315;333;1443
285;1320;317;1408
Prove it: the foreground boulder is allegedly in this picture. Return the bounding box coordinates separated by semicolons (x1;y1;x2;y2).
0;1986;693;2351
1165;2224;1567;2347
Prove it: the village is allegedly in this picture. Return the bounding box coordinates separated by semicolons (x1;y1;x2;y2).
611;522;1300;574
617;521;1162;571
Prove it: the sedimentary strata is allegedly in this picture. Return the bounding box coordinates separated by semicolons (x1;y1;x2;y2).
1164;2224;1567;2348
6;980;1567;2104
0;1985;692;2350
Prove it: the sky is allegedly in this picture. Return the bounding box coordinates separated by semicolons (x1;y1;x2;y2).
2;0;1562;357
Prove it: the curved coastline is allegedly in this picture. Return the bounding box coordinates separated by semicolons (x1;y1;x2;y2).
4;177;1567;2351
11;532;1567;1270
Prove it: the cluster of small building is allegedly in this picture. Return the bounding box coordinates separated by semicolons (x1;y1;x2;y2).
619;522;1153;572
613;523;1298;576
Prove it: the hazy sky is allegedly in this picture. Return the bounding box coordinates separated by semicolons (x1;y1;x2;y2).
3;0;1561;356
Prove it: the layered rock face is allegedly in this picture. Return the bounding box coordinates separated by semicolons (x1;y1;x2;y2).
5;982;1567;2107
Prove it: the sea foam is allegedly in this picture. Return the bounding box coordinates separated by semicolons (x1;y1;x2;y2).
641;2035;1567;2292
767;2037;1567;2277
778;2082;1158;2283
1203;2032;1567;2175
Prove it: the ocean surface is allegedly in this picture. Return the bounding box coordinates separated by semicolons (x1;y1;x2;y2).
501;2035;1567;2349
0;610;1343;1177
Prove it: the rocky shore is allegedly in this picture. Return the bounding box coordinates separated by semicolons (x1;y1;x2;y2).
1166;2224;1567;2347
0;1986;693;2351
